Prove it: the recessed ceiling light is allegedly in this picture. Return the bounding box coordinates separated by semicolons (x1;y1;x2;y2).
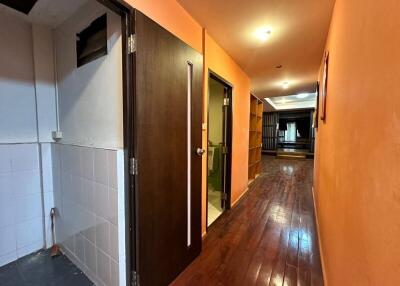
255;27;272;42
296;93;309;99
282;81;289;89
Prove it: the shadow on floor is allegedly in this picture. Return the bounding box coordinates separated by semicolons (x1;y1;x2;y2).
0;250;93;286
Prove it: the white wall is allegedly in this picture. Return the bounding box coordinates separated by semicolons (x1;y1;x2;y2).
32;25;58;143
0;5;125;286
0;144;43;266
51;2;126;286
52;145;124;286
0;12;37;143
0;13;54;267
55;0;123;149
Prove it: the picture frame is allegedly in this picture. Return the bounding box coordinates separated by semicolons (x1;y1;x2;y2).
314;81;320;128
320;52;329;121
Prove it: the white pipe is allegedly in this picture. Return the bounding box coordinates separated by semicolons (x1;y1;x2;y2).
53;30;60;132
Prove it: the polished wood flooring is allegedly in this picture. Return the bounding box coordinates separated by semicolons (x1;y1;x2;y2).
172;156;323;286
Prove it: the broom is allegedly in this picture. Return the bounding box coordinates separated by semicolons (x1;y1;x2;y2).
50;208;61;257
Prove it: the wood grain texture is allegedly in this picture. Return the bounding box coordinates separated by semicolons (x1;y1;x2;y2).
172;156;323;286
135;11;203;286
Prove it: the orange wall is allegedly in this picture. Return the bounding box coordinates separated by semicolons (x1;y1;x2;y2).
202;31;251;234
125;0;203;52
123;1;251;235
314;0;400;285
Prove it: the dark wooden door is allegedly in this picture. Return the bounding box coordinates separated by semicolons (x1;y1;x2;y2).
134;11;203;286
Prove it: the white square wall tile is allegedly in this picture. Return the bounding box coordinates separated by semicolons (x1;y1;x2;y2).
40;143;52;172
109;223;118;261
61;145;74;172
0;173;12;193
51;144;61;171
11;144;39;171
12;170;41;196
94;183;109;220
43;191;54;218
64;235;75;254
81;147;94;180
84;238;97;275
95;217;110;255
81;211;96;244
17;240;43;258
109;188;118;226
0;252;17;268
110;258;119;286
107;150;117;190
94;149;108;186
60;171;72;200
70;146;82;176
0;176;12;195
82;178;94;212
0;175;13;229
69;175;82;205
0;225;16;256
0;195;15;228
97;249;111;286
0;145;12;173
41;144;54;193
16;217;43;249
15;193;43;223
44;217;53;248
75;233;86;264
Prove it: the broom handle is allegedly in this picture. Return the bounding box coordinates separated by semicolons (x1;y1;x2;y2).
50;208;56;245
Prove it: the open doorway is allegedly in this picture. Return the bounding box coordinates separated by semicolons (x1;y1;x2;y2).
263;93;316;158
0;0;133;285
206;72;232;227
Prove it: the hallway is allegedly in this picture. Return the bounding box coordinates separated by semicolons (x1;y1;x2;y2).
173;156;323;286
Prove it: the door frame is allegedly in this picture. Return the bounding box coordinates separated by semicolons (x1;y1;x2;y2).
206;70;233;230
96;0;135;285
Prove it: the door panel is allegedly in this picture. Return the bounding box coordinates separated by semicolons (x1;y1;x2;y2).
134;12;203;286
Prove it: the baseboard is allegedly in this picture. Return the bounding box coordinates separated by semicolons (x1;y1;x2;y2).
231;187;249;208
311;187;328;286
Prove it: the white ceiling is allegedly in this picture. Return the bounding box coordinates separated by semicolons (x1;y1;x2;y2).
178;0;335;98
265;93;316;111
0;0;88;27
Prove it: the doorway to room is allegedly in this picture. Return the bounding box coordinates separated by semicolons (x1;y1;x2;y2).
206;72;232;227
0;0;133;285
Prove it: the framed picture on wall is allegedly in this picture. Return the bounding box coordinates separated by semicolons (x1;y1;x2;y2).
314;81;320;128
320;52;329;121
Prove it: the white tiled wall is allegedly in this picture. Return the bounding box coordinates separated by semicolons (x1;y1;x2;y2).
52;144;125;286
0;143;44;267
41;143;56;248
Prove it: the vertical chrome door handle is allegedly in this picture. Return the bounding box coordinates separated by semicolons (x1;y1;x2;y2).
196;148;205;156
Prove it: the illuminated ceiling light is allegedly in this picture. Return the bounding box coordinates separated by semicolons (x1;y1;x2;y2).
281;98;287;104
255;27;272;42
282;81;289;89
296;93;309;99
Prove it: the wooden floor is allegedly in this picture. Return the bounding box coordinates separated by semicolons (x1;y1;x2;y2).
172;156;323;286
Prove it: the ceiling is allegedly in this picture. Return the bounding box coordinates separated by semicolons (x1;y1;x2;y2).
0;0;88;27
265;93;316;111
177;0;335;98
